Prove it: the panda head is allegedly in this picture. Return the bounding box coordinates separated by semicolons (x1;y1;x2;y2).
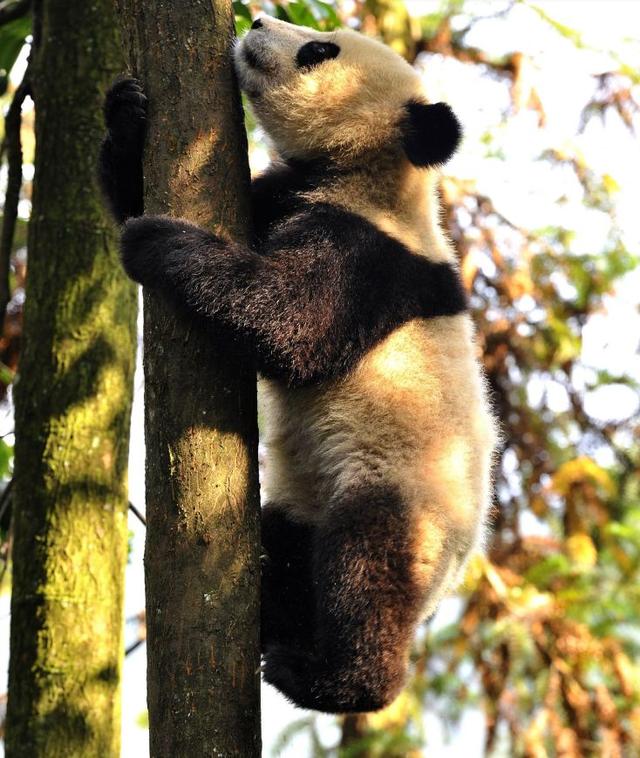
234;17;461;167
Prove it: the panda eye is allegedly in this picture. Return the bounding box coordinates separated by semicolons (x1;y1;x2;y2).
296;40;340;70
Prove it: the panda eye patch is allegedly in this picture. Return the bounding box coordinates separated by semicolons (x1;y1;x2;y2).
296;40;340;70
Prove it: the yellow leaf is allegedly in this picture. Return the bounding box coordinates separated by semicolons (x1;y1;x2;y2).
508;584;553;615
506;268;534;298
368;689;412;729
531;494;549;517
610;544;632;572
461;251;478;290
461;553;486;591
485;561;509;598
613;650;640;698
551;457;616;497
566;533;597;568
602;173;620;194
629;707;640;747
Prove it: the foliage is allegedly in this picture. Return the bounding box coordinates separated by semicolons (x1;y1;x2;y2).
0;13;30;96
234;0;340;36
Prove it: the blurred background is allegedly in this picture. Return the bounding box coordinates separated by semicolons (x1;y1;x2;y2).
1;0;639;755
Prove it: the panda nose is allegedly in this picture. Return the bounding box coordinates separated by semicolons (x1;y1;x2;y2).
251;18;263;29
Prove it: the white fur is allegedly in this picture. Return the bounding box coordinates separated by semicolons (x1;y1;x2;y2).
235;18;423;162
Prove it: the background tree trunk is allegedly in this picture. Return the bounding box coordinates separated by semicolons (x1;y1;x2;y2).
5;0;137;754
115;1;262;755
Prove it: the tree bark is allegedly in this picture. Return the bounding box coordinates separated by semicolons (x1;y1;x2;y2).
5;0;137;755
115;1;261;755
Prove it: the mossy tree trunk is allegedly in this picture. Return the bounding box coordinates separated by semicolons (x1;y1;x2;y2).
115;1;261;755
5;1;137;756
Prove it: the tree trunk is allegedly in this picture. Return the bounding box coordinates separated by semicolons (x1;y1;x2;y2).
5;0;137;755
115;1;261;755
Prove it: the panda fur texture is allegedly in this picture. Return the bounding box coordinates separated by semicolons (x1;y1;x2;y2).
99;17;499;714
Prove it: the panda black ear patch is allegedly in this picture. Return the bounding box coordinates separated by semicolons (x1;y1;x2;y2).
401;100;462;167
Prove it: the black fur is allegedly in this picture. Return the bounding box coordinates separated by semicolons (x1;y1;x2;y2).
99;78;147;223
261;506;315;651
243;46;266;74
120;205;467;386
250;159;332;236
263;486;425;713
401;100;462;167
296;41;341;70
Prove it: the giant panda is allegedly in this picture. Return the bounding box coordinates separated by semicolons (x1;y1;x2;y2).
99;16;499;714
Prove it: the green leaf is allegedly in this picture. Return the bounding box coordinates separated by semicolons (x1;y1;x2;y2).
0;15;31;96
284;1;320;30
135;710;148;729
525;553;572;588
306;0;342;30
0;439;13;480
234;0;253;36
270;3;288;23
235;15;252;36
233;0;252;22
529;4;584;47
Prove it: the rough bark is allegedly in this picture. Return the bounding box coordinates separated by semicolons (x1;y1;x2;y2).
115;1;261;755
5;0;137;755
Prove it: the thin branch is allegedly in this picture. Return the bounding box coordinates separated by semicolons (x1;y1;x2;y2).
0;0;29;26
0;74;31;322
128;500;146;526
0;480;13;588
125;611;146;656
0;531;12;587
0;478;13;525
125;637;146;656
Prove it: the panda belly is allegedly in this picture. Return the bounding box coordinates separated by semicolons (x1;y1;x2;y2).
259;313;498;562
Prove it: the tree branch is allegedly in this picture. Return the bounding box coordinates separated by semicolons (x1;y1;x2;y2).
0;478;13;525
125;637;145;656
128;500;146;526
0;73;30;322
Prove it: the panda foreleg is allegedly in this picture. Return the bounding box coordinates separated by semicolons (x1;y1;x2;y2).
263;484;427;714
119;214;345;383
261;504;315;652
99;78;147;223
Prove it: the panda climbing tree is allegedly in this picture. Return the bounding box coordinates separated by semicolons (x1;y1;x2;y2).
103;7;497;723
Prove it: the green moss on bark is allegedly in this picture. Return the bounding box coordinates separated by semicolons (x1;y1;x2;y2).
5;1;137;755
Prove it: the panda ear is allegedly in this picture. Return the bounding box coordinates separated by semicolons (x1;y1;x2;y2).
400;100;462;167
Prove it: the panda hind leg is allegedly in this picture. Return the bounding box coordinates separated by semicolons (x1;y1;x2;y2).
261;504;316;652
263;485;429;714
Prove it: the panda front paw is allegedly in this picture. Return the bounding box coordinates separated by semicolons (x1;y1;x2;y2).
104;77;147;152
121;215;178;286
120;215;211;288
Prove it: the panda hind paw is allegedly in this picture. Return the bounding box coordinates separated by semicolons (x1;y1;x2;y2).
263;645;398;714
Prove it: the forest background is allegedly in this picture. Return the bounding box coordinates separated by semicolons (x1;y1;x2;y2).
0;0;639;756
